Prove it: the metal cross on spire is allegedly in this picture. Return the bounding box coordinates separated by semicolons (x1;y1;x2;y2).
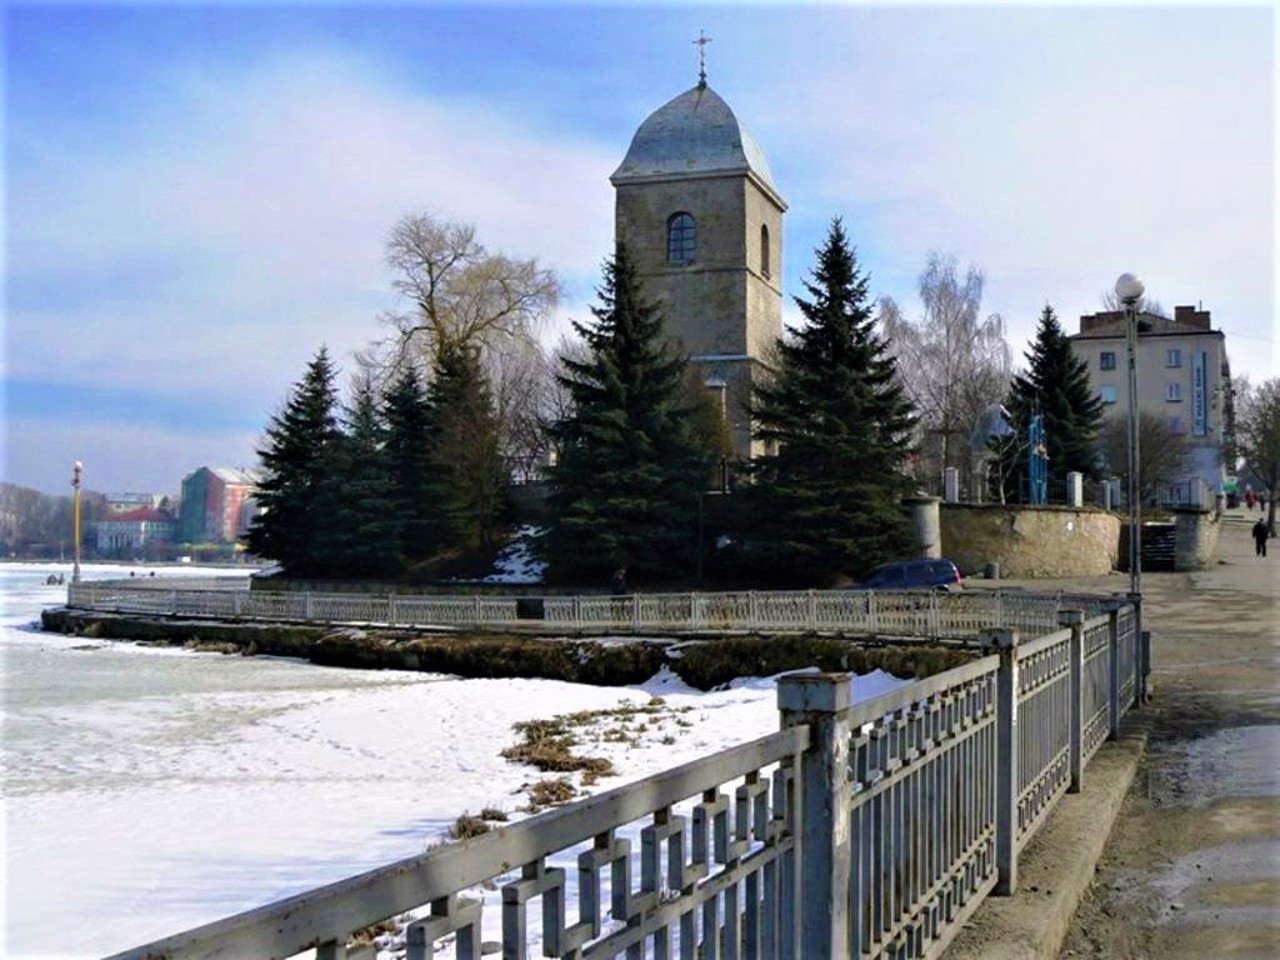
694;30;712;87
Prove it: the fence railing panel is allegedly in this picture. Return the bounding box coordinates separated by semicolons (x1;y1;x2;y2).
845;663;1000;958
1081;617;1113;764
1117;607;1138;715
1012;630;1072;849
106;727;809;960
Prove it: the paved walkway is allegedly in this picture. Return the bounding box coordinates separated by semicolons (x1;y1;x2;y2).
946;509;1279;959
1055;510;1279;958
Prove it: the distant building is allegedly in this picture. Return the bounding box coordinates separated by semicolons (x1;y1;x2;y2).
1070;305;1230;493
178;467;260;543
102;492;168;515
95;507;176;557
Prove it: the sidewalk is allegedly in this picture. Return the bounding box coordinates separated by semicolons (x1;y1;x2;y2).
950;509;1279;959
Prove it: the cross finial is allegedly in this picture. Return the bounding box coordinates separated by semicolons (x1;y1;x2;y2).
694;30;712;87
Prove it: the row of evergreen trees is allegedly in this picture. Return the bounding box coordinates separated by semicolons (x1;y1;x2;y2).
247;344;503;579
249;220;958;586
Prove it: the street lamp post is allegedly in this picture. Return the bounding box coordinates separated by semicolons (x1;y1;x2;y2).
1115;273;1144;597
1116;272;1148;701
72;460;83;583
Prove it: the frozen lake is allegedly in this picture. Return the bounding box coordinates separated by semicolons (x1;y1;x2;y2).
2;563;903;958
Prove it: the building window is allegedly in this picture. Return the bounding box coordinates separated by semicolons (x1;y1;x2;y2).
760;224;770;278
666;212;697;263
1100;352;1116;370
1166;348;1182;368
1167;416;1185;434
1166;382;1182;402
1100;385;1118;405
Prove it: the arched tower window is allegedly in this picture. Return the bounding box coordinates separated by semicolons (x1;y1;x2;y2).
666;212;697;264
760;224;771;278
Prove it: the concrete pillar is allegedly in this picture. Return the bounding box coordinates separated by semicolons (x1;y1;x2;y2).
777;673;853;959
944;467;960;503
1066;471;1083;508
1059;609;1085;793
1173;506;1219;571
986;627;1020;895
903;496;942;560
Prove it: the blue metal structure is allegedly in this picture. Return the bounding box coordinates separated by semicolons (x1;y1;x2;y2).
1028;414;1048;505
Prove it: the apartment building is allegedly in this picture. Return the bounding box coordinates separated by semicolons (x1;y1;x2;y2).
177;466;260;544
1070;304;1230;494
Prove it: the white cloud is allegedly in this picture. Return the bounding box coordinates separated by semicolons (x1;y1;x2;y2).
751;7;1274;378
9;49;617;408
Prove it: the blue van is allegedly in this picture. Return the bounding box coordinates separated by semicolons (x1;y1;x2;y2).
851;558;963;592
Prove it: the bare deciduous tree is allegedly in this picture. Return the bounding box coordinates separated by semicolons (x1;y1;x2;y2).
1097;413;1194;503
361;213;562;378
1236;377;1280;531
880;253;1012;489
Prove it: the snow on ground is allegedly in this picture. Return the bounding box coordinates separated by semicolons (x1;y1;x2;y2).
2;563;909;958
479;525;545;583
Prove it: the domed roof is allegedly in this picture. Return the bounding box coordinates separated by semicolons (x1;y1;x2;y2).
611;84;784;205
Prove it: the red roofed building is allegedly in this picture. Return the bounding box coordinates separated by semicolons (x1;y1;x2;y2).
95;506;177;557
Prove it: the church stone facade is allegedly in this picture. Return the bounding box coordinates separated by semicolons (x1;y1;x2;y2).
611;81;786;459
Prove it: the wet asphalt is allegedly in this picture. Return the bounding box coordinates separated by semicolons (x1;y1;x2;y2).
1047;509;1280;958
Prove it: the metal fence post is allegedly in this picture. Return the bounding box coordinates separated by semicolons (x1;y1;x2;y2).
749;590;758;631
304;593;314;621
986;628;1020;895
1103;599;1122;739
388;594;398;627
1128;592;1147;702
807;590;817;631
777;672;853;960
1060;610;1085;793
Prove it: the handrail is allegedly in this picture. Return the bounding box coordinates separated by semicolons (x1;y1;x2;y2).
105;725;811;960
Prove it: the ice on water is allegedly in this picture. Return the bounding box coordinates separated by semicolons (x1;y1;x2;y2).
1;563;906;958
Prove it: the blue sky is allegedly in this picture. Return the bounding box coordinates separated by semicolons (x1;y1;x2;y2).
5;2;1275;495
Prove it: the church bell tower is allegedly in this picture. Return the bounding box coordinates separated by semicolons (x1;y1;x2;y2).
610;65;786;459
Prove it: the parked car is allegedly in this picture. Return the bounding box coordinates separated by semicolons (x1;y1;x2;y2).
849;558;963;592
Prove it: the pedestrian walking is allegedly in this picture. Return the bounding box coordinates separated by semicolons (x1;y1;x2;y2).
610;565;629;596
1252;518;1269;557
1245;489;1256;511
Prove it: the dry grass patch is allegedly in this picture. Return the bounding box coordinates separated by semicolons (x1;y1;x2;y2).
450;813;492;840
527;778;576;810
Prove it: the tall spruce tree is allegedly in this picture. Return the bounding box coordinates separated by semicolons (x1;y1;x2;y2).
545;244;710;584
248;347;345;576
330;379;403;579
382;369;439;564
744;218;917;584
428;343;507;552
997;305;1105;499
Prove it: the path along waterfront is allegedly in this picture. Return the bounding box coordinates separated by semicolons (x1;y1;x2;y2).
1052;508;1280;958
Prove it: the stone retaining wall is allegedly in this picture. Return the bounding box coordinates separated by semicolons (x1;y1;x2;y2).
941;504;1120;578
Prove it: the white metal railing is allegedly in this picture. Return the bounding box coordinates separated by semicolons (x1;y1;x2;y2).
66;580;1121;643
103;598;1144;960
